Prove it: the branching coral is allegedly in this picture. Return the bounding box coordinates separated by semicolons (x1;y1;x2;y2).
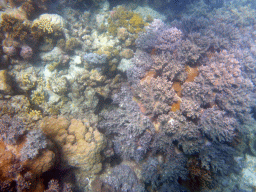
103;164;145;192
107;6;147;36
0;114;25;144
98;85;155;161
111;18;256;190
1;13;31;41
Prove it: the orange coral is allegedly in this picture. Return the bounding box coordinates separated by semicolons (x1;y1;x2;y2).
0;138;55;191
171;99;181;112
185;65;199;82
140;70;157;84
172;82;182;97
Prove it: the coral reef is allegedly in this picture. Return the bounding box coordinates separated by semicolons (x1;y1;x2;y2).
1;0;256;191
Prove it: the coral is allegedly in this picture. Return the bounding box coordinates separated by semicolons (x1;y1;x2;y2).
0;115;56;192
83;53;107;67
135;19;165;50
2;45;17;56
1;13;31;41
50;77;68;95
128;13;146;34
142;148;189;191
45;179;60;192
11;66;38;92
155;27;183;51
31;14;65;39
120;48;134;59
199;143;239;176
98;85;155;161
65;37;80;52
30;89;45;105
0;70;12;95
20;45;33;60
199;108;238;143
107;6;146;36
20;129;47;161
180;98;201;119
127;50;154;85
187;157;213;190
21;1;35;18
103;164;145;192
117;27;128;40
40;116;106;190
135;76;177;118
0;114;25;144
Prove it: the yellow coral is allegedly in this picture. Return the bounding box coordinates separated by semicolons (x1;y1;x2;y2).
47;61;60;71
32;18;54;34
107;6;145;36
31;14;65;39
22;73;36;88
65;37;80;51
129;13;145;33
30;89;45;105
28;110;42;121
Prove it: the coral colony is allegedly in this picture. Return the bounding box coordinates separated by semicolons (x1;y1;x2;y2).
0;0;256;191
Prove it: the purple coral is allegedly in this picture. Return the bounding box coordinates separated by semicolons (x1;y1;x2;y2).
0;115;25;145
20;45;33;60
155;27;183;52
20;129;47;161
98;85;155;161
199;142;239;176
199;108;238;143
135;19;165;50
104;164;145;192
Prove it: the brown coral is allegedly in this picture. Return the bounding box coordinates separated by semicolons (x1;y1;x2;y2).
0;137;56;192
40;116;107;190
1;13;31;41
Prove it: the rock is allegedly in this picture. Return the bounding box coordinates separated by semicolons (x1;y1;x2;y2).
240;154;256;190
120;48;134;59
118;58;134;72
40;47;63;62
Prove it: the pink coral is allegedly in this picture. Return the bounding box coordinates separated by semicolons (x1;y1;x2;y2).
3;46;17;56
20;45;33;60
